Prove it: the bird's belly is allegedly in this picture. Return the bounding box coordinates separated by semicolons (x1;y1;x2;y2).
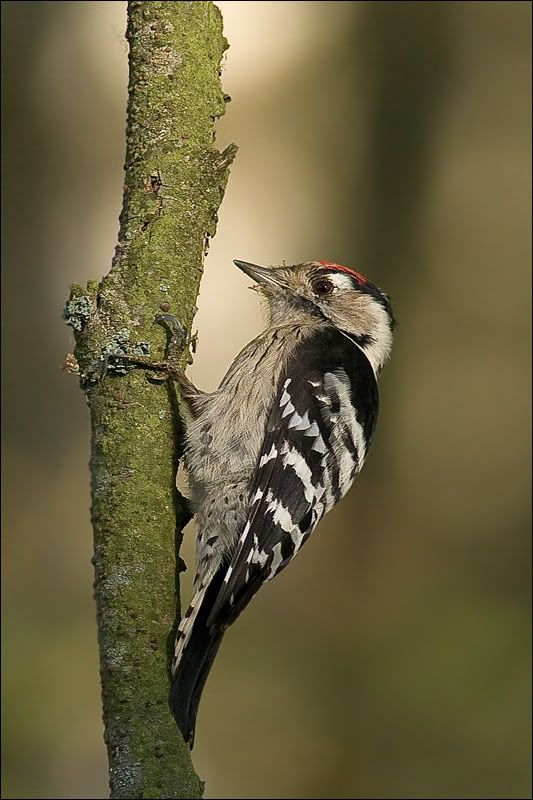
184;393;268;495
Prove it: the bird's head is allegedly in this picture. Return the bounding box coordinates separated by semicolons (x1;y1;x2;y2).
234;259;395;373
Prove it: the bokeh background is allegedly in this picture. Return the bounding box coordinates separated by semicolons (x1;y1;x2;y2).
2;2;531;798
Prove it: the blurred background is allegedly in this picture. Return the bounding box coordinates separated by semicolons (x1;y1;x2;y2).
2;1;531;798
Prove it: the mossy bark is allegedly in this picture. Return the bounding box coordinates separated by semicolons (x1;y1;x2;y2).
65;3;235;797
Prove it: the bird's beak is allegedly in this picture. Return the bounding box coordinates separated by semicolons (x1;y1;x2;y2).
233;260;285;291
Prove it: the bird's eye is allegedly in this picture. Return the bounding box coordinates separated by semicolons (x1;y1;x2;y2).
311;278;334;297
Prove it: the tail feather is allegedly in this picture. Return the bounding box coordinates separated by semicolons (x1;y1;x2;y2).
170;566;226;747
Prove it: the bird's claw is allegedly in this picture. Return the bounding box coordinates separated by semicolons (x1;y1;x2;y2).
154;313;188;363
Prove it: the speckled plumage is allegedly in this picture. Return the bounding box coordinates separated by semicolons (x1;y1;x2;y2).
170;260;394;746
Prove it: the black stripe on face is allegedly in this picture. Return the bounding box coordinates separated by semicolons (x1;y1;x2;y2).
349;332;374;349
312;266;395;328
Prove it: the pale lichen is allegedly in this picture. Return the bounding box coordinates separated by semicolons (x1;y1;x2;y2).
100;329;151;374
63;295;93;330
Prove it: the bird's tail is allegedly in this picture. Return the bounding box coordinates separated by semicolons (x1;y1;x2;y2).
170;566;226;748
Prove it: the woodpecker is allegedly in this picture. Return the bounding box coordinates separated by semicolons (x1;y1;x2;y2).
168;259;395;746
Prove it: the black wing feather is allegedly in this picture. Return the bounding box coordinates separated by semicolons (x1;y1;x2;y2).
208;327;378;629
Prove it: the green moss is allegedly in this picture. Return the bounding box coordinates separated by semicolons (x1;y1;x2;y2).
66;2;236;797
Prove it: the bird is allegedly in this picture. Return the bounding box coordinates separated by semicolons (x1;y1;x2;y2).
168;258;395;747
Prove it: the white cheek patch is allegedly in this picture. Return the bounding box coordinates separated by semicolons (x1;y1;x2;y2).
328;273;355;291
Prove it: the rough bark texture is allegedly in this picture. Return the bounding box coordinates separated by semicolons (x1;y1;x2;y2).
64;3;235;797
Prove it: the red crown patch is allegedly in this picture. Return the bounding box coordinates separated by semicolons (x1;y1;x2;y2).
318;261;368;284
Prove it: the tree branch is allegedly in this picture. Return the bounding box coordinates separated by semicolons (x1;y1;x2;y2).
64;2;235;797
